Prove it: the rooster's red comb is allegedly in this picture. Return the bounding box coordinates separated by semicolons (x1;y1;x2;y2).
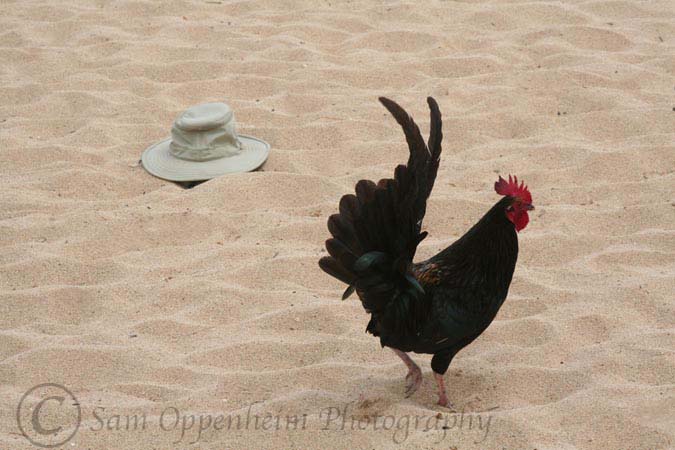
494;175;532;204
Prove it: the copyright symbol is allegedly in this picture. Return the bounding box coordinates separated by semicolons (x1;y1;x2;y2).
16;383;81;448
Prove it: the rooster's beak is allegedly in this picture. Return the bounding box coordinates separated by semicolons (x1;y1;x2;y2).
525;204;535;211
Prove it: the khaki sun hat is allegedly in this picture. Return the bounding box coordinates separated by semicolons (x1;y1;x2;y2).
141;102;270;182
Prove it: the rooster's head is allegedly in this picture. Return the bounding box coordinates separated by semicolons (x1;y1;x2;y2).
494;175;533;232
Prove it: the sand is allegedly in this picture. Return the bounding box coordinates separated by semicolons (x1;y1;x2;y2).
1;0;674;448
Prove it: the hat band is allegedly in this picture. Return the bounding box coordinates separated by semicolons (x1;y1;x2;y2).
169;140;241;161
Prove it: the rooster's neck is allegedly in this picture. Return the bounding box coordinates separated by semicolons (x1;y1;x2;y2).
437;196;519;290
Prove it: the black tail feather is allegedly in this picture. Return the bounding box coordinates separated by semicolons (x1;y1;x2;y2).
338;194;360;223
318;256;354;285
319;96;443;333
325;238;357;269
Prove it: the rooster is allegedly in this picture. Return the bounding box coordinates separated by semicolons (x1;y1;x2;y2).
318;97;534;407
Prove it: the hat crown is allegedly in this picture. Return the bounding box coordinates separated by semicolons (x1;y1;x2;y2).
175;102;234;131
169;102;241;161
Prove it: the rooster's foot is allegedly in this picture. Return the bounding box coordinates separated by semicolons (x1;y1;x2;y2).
391;348;423;397
437;394;455;410
434;372;455;410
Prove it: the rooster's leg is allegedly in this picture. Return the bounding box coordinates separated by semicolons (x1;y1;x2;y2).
431;352;455;409
391;348;422;397
433;372;453;408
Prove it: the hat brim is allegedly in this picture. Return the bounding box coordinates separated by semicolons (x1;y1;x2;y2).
141;134;270;182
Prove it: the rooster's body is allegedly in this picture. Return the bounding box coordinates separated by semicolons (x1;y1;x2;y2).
319;97;533;407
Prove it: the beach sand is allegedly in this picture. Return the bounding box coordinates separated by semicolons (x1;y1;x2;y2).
1;0;674;448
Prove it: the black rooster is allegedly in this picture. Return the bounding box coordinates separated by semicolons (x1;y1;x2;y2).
319;97;534;407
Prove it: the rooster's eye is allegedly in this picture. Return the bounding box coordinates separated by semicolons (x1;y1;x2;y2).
506;205;514;212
